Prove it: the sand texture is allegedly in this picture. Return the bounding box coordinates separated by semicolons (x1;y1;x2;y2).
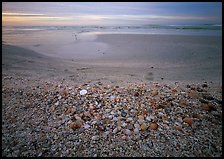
2;33;222;157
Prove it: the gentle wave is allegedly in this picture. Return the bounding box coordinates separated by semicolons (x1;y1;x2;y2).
2;24;222;37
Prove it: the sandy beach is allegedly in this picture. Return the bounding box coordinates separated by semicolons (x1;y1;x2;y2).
2;33;222;157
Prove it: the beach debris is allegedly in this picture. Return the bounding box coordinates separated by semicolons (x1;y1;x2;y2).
80;89;87;95
140;123;148;131
183;117;193;126
69;121;82;129
54;101;59;106
91;135;99;141
64;107;76;115
77;67;90;71
150;122;158;130
2;78;222;157
201;103;216;112
124;129;132;136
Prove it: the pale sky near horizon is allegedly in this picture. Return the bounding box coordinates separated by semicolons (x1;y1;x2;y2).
2;2;222;26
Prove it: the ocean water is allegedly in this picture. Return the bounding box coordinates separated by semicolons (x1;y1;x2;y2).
2;24;222;45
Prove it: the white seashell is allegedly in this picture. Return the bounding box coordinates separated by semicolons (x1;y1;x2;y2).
126;117;133;122
121;122;127;127
84;124;91;129
110;95;115;101
80;89;87;95
134;123;140;129
146;115;155;121
134;128;139;134
113;128;118;134
91;135;99;141
125;129;132;136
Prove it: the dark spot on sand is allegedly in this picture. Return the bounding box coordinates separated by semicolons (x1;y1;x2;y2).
77;67;90;71
33;44;41;47
145;72;154;81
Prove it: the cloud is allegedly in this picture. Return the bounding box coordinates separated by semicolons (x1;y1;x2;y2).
2;2;222;26
2;12;45;16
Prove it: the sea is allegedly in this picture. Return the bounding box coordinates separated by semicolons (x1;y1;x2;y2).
2;24;222;46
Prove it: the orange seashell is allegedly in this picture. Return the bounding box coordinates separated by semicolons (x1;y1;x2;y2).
183;117;193;126
179;99;188;105
143;111;148;116
154;104;161;109
69;121;82;129
63;90;68;96
175;125;182;131
149;99;157;105
138;115;144;120
140;123;148;131
188;90;199;99
84;111;91;117
64;107;76;115
150;122;158;130
151;90;158;96
202;103;216;112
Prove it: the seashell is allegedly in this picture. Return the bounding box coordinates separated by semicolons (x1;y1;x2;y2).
63;90;68;96
75;116;82;121
121;122;127;127
140;123;148;131
149;99;157;106
83;124;91;129
91;135;99;141
54;101;59;106
126;117;133;122
155;104;161;109
105;109;111;113
64;107;76;115
151;90;158;96
134;123;140;129
113;127;118;134
97;124;105;131
146;115;154;122
80;89;87;96
134;128;140;134
201;103;216;112
179;99;188;105
142;111;148;116
138;115;144;120
150;122;158;130
124;129;132;136
183;117;193;126
175;125;182;131
84;111;91;117
69;121;82;129
127;124;134;130
89;104;96;110
188;90;199;99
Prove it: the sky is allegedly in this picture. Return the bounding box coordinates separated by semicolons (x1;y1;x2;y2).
2;2;222;26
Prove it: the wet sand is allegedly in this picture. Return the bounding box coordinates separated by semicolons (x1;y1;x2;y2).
3;33;222;84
